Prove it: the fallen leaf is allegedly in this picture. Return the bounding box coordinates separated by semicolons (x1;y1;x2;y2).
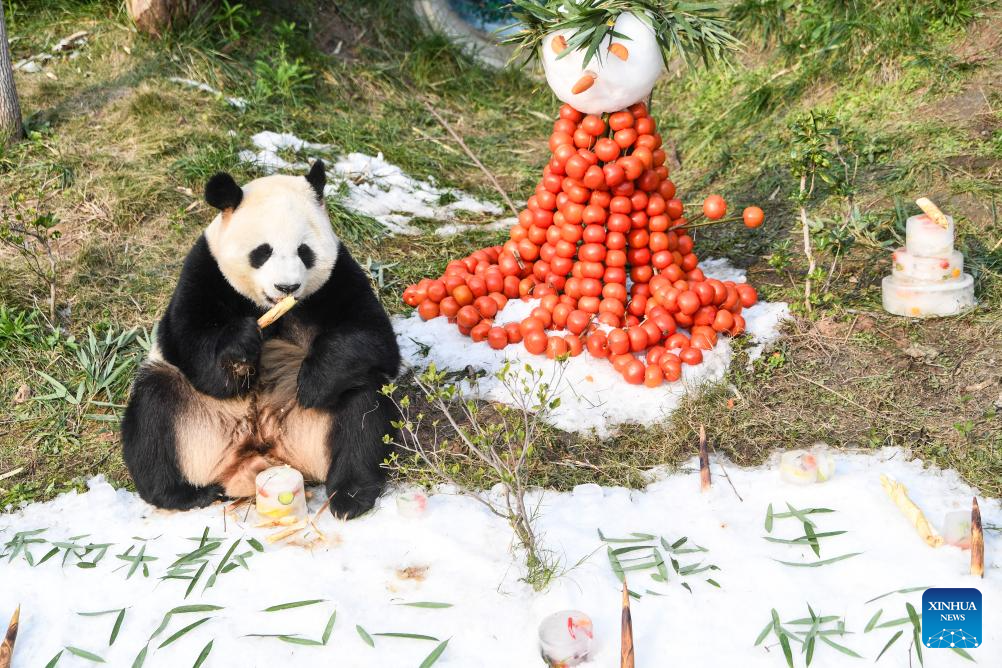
13;384;30;404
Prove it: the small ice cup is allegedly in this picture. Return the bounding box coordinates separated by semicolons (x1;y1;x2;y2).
396;488;428;518
255;465;308;521
942;510;972;549
539;610;593;667
780;448;835;485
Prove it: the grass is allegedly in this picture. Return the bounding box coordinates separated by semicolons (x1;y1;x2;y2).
1;0;1001;507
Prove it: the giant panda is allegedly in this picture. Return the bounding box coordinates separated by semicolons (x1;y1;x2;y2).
121;160;400;519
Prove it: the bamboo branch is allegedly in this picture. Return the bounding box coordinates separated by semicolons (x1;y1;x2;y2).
971;497;984;578
257;296;296;329
915;197;950;230
621;581;634;668
0;605;19;668
698;424;711;492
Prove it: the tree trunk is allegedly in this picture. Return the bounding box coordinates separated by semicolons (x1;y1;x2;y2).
0;2;24;146
126;0;200;37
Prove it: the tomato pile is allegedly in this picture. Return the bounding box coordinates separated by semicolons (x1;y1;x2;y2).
402;102;763;387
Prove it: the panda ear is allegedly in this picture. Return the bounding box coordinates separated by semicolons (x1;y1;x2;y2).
205;172;243;211
306;159;326;202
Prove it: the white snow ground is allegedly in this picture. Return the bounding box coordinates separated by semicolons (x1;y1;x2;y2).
394;259;790;437
238;131;502;235
1;449;998;667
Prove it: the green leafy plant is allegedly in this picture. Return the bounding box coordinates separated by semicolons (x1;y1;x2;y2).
503;0;740;68
383;362;562;590
755;604;860;667
253;43;315;104
1;195;61;322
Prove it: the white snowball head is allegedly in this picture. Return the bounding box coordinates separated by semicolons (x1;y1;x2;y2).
541;12;664;115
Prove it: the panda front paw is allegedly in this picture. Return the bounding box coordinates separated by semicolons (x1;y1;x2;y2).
218;317;262;382
327;481;381;520
296;364;330;409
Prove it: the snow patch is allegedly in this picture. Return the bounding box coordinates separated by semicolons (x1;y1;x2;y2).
0;450;998;667
238;131;503;235
395;260;790;437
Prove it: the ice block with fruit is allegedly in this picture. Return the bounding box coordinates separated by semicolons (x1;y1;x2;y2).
255;465;308;521
882;200;975;317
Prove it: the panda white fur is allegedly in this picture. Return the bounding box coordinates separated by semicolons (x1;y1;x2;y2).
121;161;400;519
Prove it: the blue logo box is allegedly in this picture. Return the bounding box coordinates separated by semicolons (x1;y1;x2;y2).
922;588;982;649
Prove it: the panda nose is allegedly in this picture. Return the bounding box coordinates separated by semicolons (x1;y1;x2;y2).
275;283;301;295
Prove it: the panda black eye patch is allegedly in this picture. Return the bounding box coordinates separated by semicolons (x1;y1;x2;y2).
249;244;273;268
298;244;316;269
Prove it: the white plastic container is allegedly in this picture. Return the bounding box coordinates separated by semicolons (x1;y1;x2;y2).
906;214;954;257
539;610;593;667
255;465;308;521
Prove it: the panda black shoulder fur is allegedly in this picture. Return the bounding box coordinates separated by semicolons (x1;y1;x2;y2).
121;161;400;519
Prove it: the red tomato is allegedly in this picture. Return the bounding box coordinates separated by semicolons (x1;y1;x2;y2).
586;331;609;358
504;322;522;344
548;132;573;152
439;296;460;319
470;321;491;342
628;327;649;352
417;300;439;320
677;291;700;315
737;284;758;307
487;327;508;349
603;163;626;187
619;156;643;180
614;128;639;150
666;332;690;349
594;138;621;163
702;195;727;220
623;359;645;385
545;336;570;359
609;111;634;131
644;364;663;387
566;309;591;335
581;114;606;136
608;328;630;355
524;330;548;355
666;198;684;219
743;206;764;228
679;347;703;366
559;105;583;122
563;333;583;357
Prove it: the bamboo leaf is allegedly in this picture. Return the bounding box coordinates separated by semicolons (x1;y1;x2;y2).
158;617;211;648
65;646;106;663
278;635;324;646
322;610;337;645
44;650;63;668
247;538;264;552
151;605;222;640
865;586;929;604
875;630;903;662
110;609;126;646
774;552;861;568
192;640;213;668
374;632;441;641
864;609;883;633
419;639;450;668
765;503;774;532
819;635;862;658
131;645;148;668
356;625;375;647
397;601;453;609
262;599;325;612
951;647;976;661
755;619;773;646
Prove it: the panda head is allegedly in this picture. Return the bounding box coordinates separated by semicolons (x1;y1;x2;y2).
203;160;338;309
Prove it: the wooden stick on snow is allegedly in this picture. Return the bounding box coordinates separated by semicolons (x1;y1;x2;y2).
0;605;19;668
621;581;635;668
880;474;944;548
915;197;950;230
257;296;296;329
971;497;984;578
698;424;711;492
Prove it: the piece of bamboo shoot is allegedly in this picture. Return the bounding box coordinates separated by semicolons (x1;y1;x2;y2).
257;296;296;329
698;424;711;492
0;605;19;668
971;497;984;578
880;474;944;548
621;581;634;668
915;197;950;230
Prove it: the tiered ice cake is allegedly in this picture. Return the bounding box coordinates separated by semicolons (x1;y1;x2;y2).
881;214;975;317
